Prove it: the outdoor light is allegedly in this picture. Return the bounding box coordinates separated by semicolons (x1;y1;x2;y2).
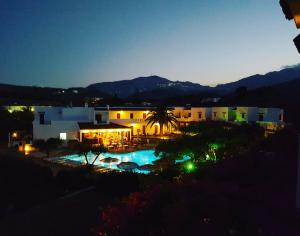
24;144;33;155
12;132;17;138
209;143;220;150
184;162;195;173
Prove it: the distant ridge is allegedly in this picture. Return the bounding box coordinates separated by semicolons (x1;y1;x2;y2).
87;64;300;98
87;75;212;98
215;64;300;91
2;64;300;102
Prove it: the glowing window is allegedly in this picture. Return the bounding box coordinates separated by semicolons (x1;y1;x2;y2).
60;133;67;140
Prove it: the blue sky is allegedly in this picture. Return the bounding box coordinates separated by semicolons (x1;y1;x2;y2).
0;0;299;88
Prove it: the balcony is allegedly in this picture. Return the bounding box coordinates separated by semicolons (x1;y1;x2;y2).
176;117;193;122
110;118;145;123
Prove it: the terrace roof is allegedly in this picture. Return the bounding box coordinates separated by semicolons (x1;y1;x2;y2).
78;122;130;130
94;107;155;111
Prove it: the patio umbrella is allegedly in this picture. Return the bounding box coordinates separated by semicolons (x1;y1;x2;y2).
117;162;139;171
100;157;119;163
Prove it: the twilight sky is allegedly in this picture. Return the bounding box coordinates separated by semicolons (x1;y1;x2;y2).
0;0;299;88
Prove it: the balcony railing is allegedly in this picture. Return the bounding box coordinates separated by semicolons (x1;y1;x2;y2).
110;118;145;123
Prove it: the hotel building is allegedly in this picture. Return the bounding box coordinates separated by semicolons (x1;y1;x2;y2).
32;105;284;146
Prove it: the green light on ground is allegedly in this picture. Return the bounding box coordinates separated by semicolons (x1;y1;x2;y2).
209;143;220;150
184;162;195;173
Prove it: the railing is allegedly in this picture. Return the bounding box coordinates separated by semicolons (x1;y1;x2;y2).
110;118;145;123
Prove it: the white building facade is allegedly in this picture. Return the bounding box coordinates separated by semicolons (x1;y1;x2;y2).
33;106;285;144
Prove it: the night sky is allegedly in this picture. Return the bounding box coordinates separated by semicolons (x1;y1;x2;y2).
0;0;299;88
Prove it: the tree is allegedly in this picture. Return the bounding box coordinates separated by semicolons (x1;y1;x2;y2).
75;141;108;166
145;106;177;135
155;121;265;172
33;138;63;157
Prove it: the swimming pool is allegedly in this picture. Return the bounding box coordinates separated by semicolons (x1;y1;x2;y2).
61;149;159;173
61;149;191;173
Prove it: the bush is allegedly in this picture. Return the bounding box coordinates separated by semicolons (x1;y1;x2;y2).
94;172;140;197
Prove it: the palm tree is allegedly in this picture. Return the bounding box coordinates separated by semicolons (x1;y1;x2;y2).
145;106;177;135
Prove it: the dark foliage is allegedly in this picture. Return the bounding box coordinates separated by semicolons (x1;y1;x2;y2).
0;107;34;141
98;128;300;236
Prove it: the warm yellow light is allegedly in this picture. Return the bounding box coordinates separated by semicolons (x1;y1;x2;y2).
12;132;17;138
8;109;13;113
24;144;34;155
30;107;35;112
81;128;131;133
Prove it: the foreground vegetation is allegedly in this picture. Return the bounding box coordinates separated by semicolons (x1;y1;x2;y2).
97;126;300;236
0;120;299;235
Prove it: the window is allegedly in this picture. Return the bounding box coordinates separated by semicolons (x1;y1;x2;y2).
143;113;147;119
258;113;264;121
241;113;246;119
188;113;191;118
60;133;67;140
213;112;217;118
198;112;202;119
117;113;121;119
130;113;134;119
222;112;226;119
279;113;283;121
95;114;102;124
39;112;45;124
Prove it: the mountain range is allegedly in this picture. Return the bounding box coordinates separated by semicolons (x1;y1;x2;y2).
88;64;300;98
1;64;300;105
87;76;212;99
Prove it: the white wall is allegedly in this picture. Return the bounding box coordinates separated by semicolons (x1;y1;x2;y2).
33;120;80;141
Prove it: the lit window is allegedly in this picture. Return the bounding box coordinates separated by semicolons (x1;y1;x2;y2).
60;133;67;140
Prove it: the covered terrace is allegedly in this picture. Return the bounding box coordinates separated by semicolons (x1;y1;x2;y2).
78;122;132;149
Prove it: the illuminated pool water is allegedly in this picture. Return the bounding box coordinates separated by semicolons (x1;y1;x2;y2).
61;149;190;174
61;149;159;173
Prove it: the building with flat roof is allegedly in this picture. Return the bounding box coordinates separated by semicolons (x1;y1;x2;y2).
32;106;284;146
